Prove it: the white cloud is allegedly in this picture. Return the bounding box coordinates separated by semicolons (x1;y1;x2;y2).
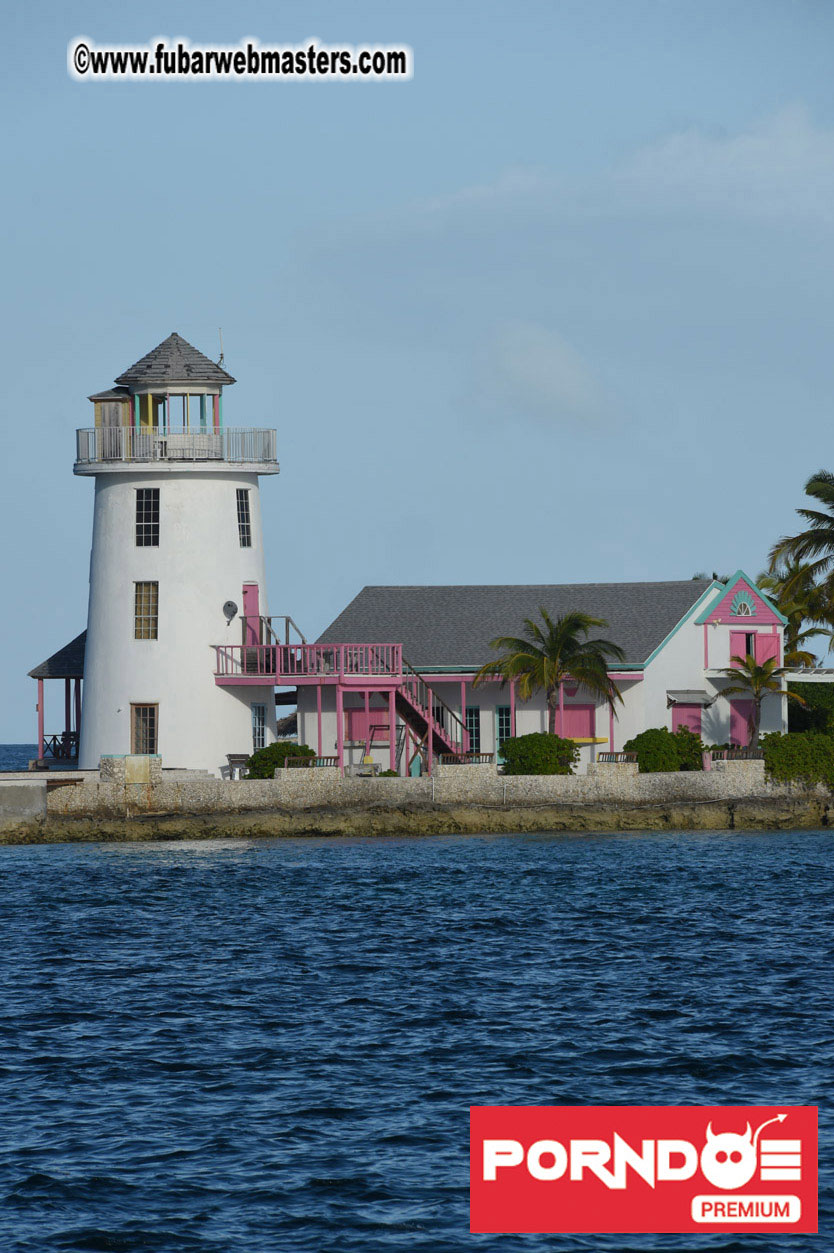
612;105;834;223
481;322;604;424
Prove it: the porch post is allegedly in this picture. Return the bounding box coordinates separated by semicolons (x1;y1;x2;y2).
460;680;467;753
609;706;614;752
510;679;516;737
336;684;344;775
389;689;396;773
64;678;71;739
427;710;433;776
558;679;564;737
364;689;370;753
316;683;322;757
37;678;44;761
74;678;82;745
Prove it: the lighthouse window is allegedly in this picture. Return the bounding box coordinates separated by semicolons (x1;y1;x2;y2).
134;582;159;640
236;489;252;547
135;489;159;546
131;704;158;755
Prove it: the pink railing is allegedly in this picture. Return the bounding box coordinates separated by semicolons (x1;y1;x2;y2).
213;642;403;680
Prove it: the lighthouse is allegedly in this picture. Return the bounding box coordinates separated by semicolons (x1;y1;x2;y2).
75;332;280;775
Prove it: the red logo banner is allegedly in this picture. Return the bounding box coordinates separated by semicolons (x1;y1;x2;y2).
470;1105;817;1233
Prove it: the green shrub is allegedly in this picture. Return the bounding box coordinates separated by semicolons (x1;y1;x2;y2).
623;726;705;773
500;732;579;775
246;741;316;778
378;768;398;777
761;731;834;787
788;682;834;734
671;726;705;772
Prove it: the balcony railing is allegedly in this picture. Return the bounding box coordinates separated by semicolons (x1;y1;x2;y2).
76;426;277;466
214;642;404;680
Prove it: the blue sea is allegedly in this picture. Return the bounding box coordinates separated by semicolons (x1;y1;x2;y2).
0;745;37;772
0;767;829;1249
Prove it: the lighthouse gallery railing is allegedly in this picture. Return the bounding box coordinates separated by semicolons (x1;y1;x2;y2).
75;427;277;465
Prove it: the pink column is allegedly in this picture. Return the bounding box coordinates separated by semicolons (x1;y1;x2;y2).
336;685;344;774
213;394;220;432
558;679;564;737
389;690;396;773
364;689;370;753
460;680;468;753
427;713;433;775
609;706;614;751
37;678;44;761
316;684;323;757
510;679;516;737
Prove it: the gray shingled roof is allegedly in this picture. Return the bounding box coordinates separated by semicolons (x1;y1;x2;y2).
317;582;714;668
115;333;235;388
29;631;86;679
87;387;131;402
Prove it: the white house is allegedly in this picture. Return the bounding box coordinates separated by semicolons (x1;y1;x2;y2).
293;574;788;774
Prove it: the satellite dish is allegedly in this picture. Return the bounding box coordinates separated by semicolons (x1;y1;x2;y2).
223;600;238;624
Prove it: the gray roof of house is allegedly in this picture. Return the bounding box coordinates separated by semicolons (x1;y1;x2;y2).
115;332;235;388
317;581;714;668
29;631;86;679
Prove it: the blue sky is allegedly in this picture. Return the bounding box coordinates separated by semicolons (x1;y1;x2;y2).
3;1;834;739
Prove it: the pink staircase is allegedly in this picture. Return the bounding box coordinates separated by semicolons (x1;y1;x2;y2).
213;634;468;764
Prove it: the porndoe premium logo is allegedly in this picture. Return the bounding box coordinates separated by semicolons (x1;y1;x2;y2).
470;1106;817;1233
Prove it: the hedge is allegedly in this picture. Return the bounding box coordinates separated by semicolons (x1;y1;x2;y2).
246;741;316;778
500;732;579;775
622;726;705;773
788;682;834;735
761;731;834;787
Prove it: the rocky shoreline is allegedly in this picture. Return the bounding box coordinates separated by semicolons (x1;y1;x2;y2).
1;793;830;845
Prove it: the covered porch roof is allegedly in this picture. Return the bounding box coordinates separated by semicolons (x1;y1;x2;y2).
29;631;86;680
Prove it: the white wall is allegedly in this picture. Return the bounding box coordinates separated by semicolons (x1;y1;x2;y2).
80;469;277;774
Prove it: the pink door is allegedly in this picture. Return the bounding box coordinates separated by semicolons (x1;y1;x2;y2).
672;704;702;735
730;699;754;746
562;705;595;739
729;631;750;668
242;582;260;645
756;634;780;665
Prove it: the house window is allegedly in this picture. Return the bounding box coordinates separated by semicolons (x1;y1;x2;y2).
134;582;158;639
131;704;158;754
236;489;252;547
465;706;481;753
496;705;512;756
251;703;266;751
135;488;159;546
745;633;756;659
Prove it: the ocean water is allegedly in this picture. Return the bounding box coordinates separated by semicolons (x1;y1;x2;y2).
0;828;830;1251
0;745;37;772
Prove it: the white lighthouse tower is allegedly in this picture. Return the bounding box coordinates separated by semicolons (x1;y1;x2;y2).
76;332;280;775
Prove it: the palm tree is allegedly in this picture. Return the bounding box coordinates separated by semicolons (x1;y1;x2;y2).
719;655;806;748
756;562;832;668
770;470;834;589
473;608;625;736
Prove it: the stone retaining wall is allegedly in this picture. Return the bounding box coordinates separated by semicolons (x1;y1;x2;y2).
40;758;800;821
0;780;47;828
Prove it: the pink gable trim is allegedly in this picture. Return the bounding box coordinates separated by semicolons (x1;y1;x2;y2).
704;578;782;626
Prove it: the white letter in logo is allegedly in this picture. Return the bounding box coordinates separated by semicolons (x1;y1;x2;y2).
483;1139;524;1180
527;1140;568;1181
570;1140;616;1187
657;1140;698;1182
